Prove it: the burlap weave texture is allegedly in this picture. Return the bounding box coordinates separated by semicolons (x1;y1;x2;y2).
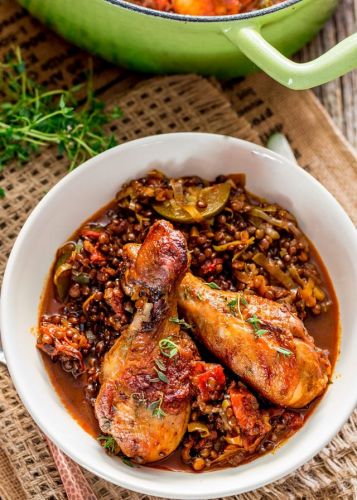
0;0;357;498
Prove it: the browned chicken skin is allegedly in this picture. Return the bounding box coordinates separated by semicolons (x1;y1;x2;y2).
178;273;331;408
95;221;197;463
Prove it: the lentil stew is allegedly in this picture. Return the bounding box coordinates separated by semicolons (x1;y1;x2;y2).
129;0;285;16
38;170;339;471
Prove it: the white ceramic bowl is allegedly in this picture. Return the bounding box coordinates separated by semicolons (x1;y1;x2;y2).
2;133;357;499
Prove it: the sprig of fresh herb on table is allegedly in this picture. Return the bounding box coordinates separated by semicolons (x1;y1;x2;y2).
0;47;121;196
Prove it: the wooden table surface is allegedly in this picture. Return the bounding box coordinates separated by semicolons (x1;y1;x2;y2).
298;0;357;148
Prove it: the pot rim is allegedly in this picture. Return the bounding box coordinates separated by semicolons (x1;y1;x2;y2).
105;0;303;23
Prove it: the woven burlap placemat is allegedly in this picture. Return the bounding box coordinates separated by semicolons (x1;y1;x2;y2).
1;1;357;499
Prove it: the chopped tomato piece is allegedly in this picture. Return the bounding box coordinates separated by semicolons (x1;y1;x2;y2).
191;362;226;400
229;385;265;436
83;239;105;263
200;258;223;276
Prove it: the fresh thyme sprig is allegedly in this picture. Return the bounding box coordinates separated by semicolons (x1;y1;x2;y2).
148;394;166;419
159;337;179;358
276;346;293;357
246;314;268;337
153;358;168;383
169;317;191;329
228;293;247;322
97;435;117;454
205;282;221;290
0;48;121;195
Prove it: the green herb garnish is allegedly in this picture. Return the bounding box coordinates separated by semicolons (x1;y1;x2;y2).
159;337;179;358
121;456;134;467
155;369;168;384
228;293;247;322
131;392;147;405
148;395;166;419
154;359;168;384
276;347;293;357
246;314;262;328
155;359;166;371
241;296;248;306
205;282;221;290
246;314;268;337
98;435;117;454
169;317;191;329
255;329;268;337
228;298;238;309
0;48;121;183
197;291;203;301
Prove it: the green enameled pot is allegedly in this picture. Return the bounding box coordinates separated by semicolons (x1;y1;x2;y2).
18;0;357;89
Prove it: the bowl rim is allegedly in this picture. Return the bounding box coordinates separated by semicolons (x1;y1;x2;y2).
1;132;357;499
104;0;302;23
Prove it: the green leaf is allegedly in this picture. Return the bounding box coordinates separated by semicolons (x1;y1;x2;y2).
15;61;25;74
205;282;221;290
156;370;168;384
155;359;166;371
0;48;123;174
111;106;123;119
98;435;117;453
148;400;159;411
169;317;191;329
246;314;261;326
159;337;179;358
121;456;134;467
228;298;238;309
255;329;268;337
148;396;166;419
0;187;5;198
59;94;66;109
276;346;293;357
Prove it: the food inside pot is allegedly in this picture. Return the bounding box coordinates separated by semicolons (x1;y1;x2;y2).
130;0;284;16
38;170;338;471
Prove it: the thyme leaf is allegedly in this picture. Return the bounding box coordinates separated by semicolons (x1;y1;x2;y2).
98;435;117;454
155;369;168;384
169;317;191;329
148;395;166;419
205;282;221;290
121;456;134;467
159;337;179;358
255;329;268;337
246;314;269;338
155;359;166;371
227;298;238;309
276;346;293;357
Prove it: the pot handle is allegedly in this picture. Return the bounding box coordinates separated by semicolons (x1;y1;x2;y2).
223;26;357;90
